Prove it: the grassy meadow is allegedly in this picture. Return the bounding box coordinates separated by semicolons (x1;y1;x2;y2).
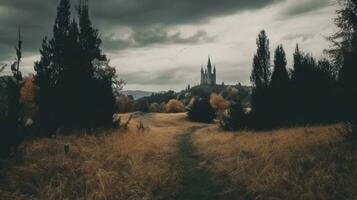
0;113;356;200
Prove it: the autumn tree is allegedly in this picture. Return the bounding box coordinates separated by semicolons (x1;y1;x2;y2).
20;75;38;124
165;99;185;113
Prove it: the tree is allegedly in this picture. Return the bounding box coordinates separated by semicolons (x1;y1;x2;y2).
327;0;357;136
20;75;38;124
11;29;23;81
187;96;215;123
34;0;73;130
269;45;290;125
250;30;271;128
270;45;289;90
34;0;121;130
77;1;120;128
1;31;24;157
220;101;246;131
165;99;185;113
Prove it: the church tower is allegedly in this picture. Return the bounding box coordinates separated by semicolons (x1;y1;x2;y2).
200;56;217;86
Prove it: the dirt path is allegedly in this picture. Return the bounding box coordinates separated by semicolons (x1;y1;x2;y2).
137;113;236;199
175;126;230;200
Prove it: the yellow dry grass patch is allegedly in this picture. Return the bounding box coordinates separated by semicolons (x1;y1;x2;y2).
193;124;357;200
1;113;188;200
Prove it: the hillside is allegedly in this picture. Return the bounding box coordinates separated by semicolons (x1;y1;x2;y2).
1;113;356;200
122;90;154;100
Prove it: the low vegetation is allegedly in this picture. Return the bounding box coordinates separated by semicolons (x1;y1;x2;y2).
0;114;188;200
193;124;357;199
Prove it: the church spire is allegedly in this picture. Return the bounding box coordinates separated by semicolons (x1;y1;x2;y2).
207;56;212;73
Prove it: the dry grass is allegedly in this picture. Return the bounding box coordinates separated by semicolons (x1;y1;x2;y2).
193;124;357;200
2;113;356;200
0;113;190;200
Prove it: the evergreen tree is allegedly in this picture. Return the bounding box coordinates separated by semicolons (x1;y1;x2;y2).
1;31;24;157
220;101;246;131
34;0;73;130
34;0;119;130
250;30;271;128
11;30;23;81
328;0;357;135
187;96;215;123
270;45;289;90
77;0;117;127
270;45;289;125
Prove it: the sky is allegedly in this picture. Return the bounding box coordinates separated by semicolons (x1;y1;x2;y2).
0;0;338;91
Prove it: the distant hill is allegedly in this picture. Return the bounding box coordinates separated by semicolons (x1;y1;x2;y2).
122;90;154;100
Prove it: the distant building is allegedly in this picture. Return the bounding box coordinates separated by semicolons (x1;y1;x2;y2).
200;57;216;85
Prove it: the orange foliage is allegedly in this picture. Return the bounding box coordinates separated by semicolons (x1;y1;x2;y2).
209;93;229;111
20;75;38;123
165;99;185;113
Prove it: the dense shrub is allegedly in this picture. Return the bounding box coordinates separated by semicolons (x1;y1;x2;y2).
117;95;134;113
220;101;247;131
209;93;229;111
20;75;38;126
149;102;160;113
165;99;185;113
0;76;22;157
187;96;215;123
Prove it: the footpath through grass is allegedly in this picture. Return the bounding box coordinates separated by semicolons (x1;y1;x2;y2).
176;127;238;200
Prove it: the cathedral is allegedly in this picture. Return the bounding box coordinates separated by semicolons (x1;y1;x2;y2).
200;57;217;85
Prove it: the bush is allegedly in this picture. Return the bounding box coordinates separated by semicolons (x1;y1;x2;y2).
20;75;38;125
187;96;215;123
210;93;229;121
159;102;166;112
117;95;134;113
149;102;160;113
165;99;185;113
220;101;247;131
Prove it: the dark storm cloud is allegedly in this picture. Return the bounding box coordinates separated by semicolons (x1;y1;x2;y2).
103;27;215;52
0;0;283;61
281;0;335;17
120;66;196;85
90;0;283;26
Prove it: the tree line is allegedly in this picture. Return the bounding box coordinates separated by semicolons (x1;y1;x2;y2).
187;0;356;137
1;0;123;157
247;0;357;134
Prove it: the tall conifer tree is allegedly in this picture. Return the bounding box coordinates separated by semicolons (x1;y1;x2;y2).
250;30;271;128
270;45;289;125
328;0;357;135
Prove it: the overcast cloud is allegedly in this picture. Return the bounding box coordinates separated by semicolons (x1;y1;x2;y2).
0;0;338;91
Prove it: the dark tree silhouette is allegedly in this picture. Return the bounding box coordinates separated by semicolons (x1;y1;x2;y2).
327;0;357;136
220;101;246;131
34;0;119;131
187;96;215;123
34;0;73;130
250;30;271;128
269;45;289;125
1;31;23;157
11;30;23;81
